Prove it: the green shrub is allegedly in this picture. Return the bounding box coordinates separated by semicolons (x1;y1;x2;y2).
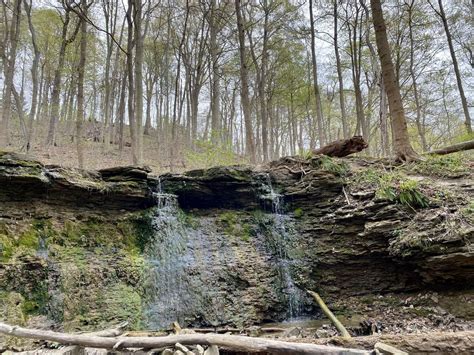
312;155;349;176
376;174;429;209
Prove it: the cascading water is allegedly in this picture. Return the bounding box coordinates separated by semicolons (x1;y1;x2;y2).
144;180;192;329
259;174;305;319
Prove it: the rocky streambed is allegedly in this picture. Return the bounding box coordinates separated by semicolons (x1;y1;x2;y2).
0;151;473;352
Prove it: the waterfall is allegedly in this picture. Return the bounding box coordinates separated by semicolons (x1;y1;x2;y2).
143;176;306;329
144;179;224;329
144;181;192;329
259;173;305;319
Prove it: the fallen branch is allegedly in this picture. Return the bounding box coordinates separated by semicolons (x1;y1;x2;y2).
306;331;474;354
312;136;368;158
307;290;351;339
0;322;369;354
78;321;128;337
426;139;474;155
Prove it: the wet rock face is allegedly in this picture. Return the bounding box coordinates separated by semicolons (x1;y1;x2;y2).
0;152;473;330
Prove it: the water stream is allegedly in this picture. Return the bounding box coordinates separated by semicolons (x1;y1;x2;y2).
144;185;192;329
259;173;305;319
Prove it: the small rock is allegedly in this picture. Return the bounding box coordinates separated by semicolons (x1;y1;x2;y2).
315;329;330;338
374;342;408;355
203;345;219;355
282;326;302;338
175;343;193;355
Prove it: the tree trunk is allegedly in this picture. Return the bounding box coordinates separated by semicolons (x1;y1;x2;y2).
1;0;21;147
47;9;80;146
312;136;368;157
379;76;390;156
333;0;349;139
235;0;256;163
370;0;418;161
209;0;221;144
259;1;270;161
309;0;325;147
75;0;88;169
24;0;40;152
347;5;367;141
134;0;145;165
117;71;127;151
126;0;137;164
144;72;154;135
427;139;474;155
407;1;427;151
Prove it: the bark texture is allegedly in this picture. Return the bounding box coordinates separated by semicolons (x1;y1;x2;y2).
312;136;368;157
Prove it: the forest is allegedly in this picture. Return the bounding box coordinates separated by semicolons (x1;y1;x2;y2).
1;0;472;171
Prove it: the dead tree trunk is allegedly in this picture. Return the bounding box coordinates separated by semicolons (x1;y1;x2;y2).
426;139;474;155
312;136;368;157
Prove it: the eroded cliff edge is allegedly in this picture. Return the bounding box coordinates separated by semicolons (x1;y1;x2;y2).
0;151;473;341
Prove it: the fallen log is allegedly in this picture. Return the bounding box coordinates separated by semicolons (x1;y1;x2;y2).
303;330;474;354
426;139;474;155
78;322;128;337
0;322;370;354
312;136;368;158
307;290;351;339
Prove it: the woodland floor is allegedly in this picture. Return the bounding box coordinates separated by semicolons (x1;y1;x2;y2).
5;121;246;174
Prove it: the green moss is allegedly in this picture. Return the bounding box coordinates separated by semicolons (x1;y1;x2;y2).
0;233;14;261
0;212;153;332
40;212;154;254
124;211;154;252
293;208;304;219
462;200;474;223
178;211;200;229
0;220;50;261
219;211;254;242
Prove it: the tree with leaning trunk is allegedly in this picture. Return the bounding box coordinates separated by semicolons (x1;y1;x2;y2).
369;0;418;161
